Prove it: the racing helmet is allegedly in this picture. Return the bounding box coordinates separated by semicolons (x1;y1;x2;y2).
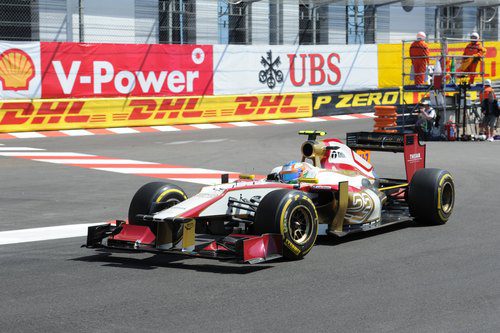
279;161;304;183
471;32;479;40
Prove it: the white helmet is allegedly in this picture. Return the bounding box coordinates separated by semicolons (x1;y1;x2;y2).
484;79;491;86
471;32;479;40
416;31;426;40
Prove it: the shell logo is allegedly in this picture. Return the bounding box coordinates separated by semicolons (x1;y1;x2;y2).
0;48;35;91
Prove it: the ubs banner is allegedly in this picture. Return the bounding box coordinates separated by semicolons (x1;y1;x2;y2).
213;45;378;95
312;88;401;116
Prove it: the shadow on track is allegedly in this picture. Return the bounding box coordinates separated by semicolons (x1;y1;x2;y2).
315;220;431;246
71;251;273;274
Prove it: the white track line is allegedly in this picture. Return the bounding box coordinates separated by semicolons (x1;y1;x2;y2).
150;126;180;132
191;124;220;129
0;223;102;245
59;129;94;136
0;147;45;151
169;178;238;185
32;159;158;165
265;119;292;125
0;152;94;157
91;167;230;174
167;140;194;145
331;115;357;120
300;117;327;122
106;127;140;134
228;121;258;127
8;132;46;139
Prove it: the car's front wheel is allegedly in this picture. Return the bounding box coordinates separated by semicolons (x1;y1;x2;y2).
253;189;318;260
128;182;187;242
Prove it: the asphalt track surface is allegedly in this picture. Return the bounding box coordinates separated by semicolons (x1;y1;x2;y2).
1;118;499;333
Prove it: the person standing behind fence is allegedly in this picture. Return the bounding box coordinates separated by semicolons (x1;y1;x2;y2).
480;79;496;102
410;32;430;85
460;32;486;84
481;93;499;141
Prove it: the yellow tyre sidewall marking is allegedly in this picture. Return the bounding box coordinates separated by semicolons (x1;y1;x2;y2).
156;188;187;203
280;194;318;256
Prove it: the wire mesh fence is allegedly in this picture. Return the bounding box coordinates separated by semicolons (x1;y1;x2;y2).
0;0;497;45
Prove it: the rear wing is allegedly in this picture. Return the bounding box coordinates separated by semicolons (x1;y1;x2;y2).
346;132;425;181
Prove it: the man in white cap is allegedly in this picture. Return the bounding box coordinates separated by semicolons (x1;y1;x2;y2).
410;31;430;85
481;92;499;141
460;32;486;84
480;79;496;102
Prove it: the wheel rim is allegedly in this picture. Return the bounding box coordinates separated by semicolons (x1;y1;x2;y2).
152;197;181;214
164;198;180;209
288;206;313;245
441;182;454;214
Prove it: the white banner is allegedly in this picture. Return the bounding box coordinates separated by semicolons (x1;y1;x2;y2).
214;44;378;95
0;42;41;99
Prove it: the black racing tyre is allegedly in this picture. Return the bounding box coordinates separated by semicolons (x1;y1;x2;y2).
128;182;187;240
408;168;455;225
254;189;318;260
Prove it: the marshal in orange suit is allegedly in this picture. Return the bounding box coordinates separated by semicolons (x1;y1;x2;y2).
409;32;430;85
460;32;486;84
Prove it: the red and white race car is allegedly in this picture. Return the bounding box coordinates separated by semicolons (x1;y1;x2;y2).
86;131;455;263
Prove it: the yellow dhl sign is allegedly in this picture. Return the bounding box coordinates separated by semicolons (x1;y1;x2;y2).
0;93;312;132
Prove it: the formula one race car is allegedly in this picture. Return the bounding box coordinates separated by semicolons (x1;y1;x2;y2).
86;131;455;263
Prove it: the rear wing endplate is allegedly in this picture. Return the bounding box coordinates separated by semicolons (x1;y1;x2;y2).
346;132;426;181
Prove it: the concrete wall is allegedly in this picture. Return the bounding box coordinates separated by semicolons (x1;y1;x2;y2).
388;6;426;42
134;0;158;44
328;6;346;45
38;0;69;41
252;0;270;44
282;0;299;45
34;1;496;46
196;0;218;44
38;0;157;43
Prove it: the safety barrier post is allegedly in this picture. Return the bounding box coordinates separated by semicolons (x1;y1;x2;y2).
373;106;398;133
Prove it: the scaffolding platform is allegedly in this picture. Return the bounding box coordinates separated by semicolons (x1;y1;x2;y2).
403;83;485;92
400;37;486;140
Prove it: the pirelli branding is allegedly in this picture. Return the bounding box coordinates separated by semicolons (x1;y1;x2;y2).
0;93;312;132
312;89;401;116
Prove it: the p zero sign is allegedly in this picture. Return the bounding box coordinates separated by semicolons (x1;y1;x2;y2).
312;89;401;116
40;43;213;98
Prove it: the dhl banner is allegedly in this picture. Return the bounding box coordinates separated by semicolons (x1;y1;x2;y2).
0;93;312;133
378;41;500;88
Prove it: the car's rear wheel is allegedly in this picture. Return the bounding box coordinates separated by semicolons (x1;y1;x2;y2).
253;189;318;260
128;182;187;242
408;168;455;225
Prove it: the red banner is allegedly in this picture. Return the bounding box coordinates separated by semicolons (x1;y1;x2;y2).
40;43;213;98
